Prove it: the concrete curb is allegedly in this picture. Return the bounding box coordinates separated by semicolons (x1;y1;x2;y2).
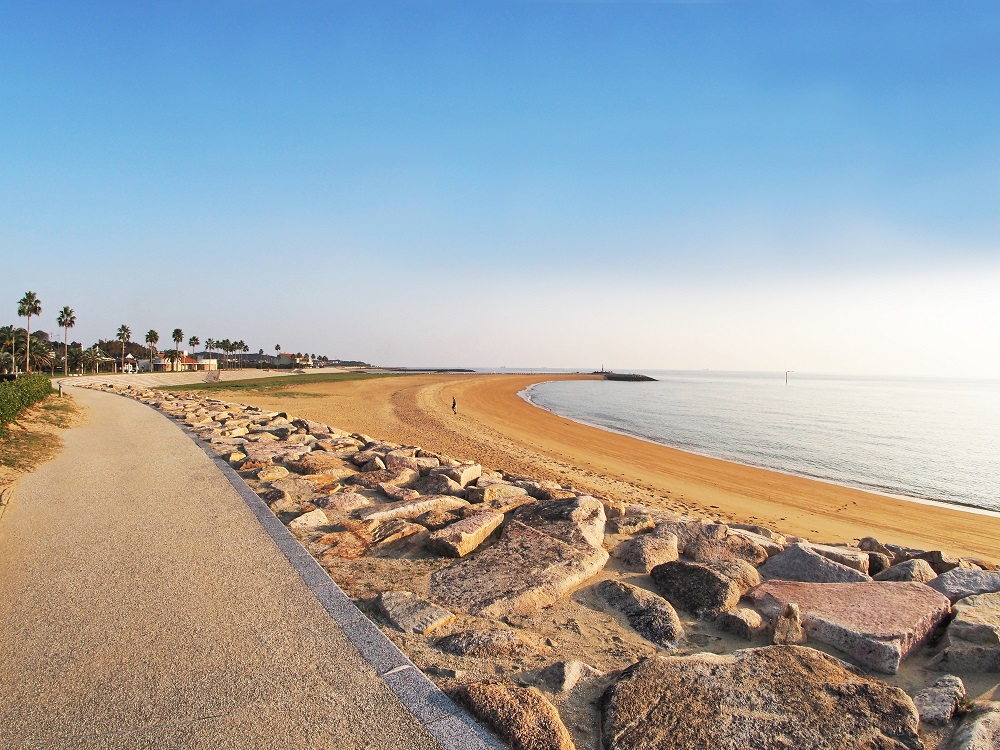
94;388;505;750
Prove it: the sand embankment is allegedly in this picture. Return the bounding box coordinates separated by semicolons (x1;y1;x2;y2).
217;372;1000;561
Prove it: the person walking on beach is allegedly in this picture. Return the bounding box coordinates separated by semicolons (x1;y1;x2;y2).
452;396;457;414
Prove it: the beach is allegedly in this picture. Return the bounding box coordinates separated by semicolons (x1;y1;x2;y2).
217;372;1000;562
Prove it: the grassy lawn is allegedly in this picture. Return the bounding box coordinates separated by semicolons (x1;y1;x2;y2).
157;371;409;394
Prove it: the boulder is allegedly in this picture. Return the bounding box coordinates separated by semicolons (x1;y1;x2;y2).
929;569;1000;603
685;533;769;566
376;591;455;635
728;528;785;558
433;463;482;488
867;553;893;577
287;508;330;532
874;558;938;583
730;523;787;545
805;543;870;574
771;603;806;645
262;477;317;507
384;453;420;472
355;495;468;523
951;592;1000;644
595;580;684;649
342;469;397;489
409;473;466;497
758;543;872;583
649;560;759;619
428;521;609;617
461;492;535;517
314;492;373;514
615;532;679;574
515;660;603;696
286;452;355;476
437;629;537;658
749;580;951;674
456;681;576;750
512;495;607;550
913;550;977;575
313;528;371;561
426;512;504;558
913;675;966;726
466;483;528;504
941;701;1000;750
256;465;290;482
716;608;767;641
418;509;464;530
608;513;657;535
377;482;421;502
599;646;922;750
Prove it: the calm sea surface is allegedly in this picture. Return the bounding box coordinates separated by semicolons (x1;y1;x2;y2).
522;372;1000;512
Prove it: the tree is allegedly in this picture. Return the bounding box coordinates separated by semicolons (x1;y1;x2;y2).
189;335;199;354
171;328;184;371
117;324;131;373
205;338;215;362
57;307;76;377
0;326;16;374
17;291;41;373
145;329;159;371
275;344;281;363
235;340;246;369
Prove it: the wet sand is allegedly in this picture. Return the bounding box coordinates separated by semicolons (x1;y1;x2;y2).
215;372;1000;562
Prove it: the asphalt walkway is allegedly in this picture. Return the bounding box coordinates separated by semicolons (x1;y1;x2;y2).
0;388;448;749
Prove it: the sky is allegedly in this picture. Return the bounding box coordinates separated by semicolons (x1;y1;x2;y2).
2;1;998;376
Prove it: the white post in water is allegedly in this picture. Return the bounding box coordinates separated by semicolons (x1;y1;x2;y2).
785;370;794;384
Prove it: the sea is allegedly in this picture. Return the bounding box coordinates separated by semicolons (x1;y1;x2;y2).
519;371;1000;514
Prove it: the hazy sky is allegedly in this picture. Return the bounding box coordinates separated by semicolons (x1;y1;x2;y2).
3;1;998;376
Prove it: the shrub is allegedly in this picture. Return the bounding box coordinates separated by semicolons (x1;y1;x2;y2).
0;374;54;432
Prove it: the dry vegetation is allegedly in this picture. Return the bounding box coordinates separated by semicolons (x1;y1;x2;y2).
0;395;85;505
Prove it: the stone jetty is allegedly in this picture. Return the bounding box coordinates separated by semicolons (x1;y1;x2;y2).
82;381;1000;750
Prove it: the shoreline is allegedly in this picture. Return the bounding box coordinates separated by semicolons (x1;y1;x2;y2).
518;382;1000;521
185;371;1000;561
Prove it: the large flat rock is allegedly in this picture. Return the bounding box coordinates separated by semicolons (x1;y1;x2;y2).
929;569;1000;603
758;543;872;583
600;646;922;750
428;521;609;617
749;580;951;673
512;495;607;549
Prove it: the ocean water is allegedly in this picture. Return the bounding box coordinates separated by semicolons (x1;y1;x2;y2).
523;372;1000;512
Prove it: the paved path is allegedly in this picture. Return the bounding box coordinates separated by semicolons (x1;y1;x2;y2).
0;388;446;749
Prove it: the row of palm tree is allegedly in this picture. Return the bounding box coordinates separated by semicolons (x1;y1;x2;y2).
9;291;299;376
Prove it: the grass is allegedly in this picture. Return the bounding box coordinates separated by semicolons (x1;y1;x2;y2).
157;371;408;394
0;395;83;485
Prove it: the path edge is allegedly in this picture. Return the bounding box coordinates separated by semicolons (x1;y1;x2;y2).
88;388;505;750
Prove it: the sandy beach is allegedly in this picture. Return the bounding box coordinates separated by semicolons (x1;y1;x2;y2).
214;372;1000;562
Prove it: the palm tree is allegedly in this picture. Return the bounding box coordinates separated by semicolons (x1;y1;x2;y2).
205;338;215;363
0;326;16;374
117;324;131;374
243;342;250;369
188;335;199;353
145;330;159;372
234;340;246;369
57;306;76;377
171;328;184;371
17;291;41;373
275;344;281;366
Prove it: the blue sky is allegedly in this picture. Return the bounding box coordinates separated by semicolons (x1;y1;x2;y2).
3;1;999;374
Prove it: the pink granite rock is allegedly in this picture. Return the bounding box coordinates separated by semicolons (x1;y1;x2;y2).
749;580;951;674
426;511;505;557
